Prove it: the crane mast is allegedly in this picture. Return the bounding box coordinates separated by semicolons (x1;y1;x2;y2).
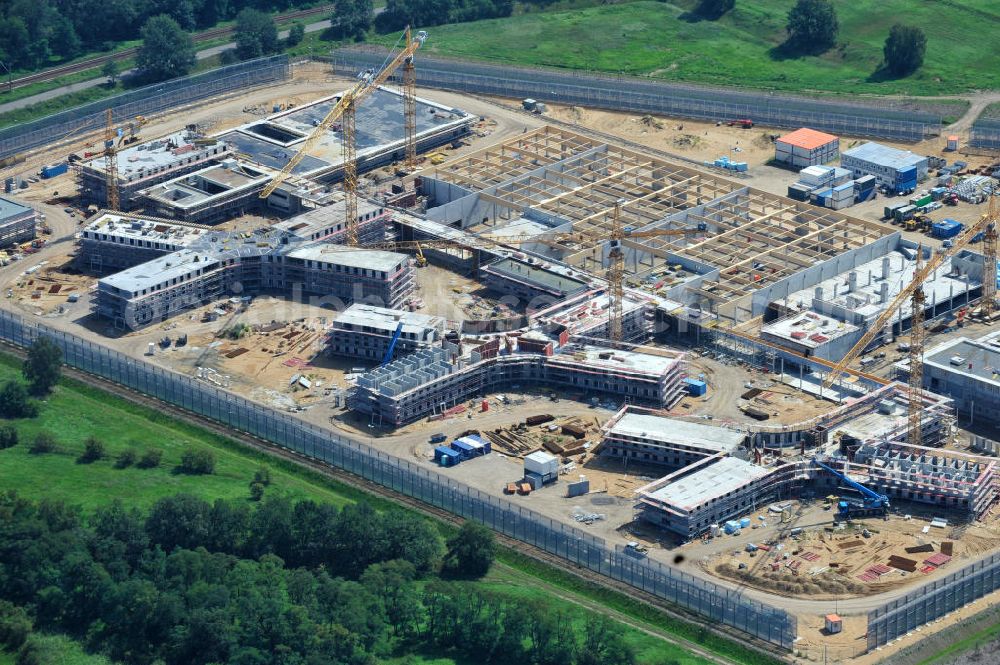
104;109;119;211
983;195;998;319
907;247;925;447
402;27;418;171
607;200;625;343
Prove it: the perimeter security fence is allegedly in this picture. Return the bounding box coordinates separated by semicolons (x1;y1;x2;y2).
970;117;1000;150
0;55;291;160
0;308;795;650
328;49;941;142
868;551;1000;650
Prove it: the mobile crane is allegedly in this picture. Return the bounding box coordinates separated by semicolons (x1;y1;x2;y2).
814;459;890;519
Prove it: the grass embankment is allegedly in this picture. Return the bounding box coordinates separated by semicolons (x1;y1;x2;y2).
0;352;774;665
392;0;1000;97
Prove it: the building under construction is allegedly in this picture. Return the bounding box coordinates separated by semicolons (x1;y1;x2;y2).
349;340;686;426
632;383;980;538
328;304;445;361
78;88;475;219
0;196;37;248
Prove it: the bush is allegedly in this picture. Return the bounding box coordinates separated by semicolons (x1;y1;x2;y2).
0;425;18;450
249;481;265;501
253;466;272;486
696;0;734;19
77;436;106;464
28;432;58;455
286;22;305;47
0;382;38;419
137;448;163;469
179;448;215;475
115;448;138;468
0;600;31;650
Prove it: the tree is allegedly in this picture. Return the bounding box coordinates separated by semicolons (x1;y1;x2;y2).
883;24;927;77
785;0;838;53
102;60;120;86
78;436;106;464
22;336;61;396
0;425;18;449
332;0;374;40
145;494;212;550
0;382;37;419
249;481;265;501
286;23;305;48
136;14;195;82
137;448;162;468
50;16;82;59
234;9;279;60
442;522;495;578
180;447;215;474
28;432;58;455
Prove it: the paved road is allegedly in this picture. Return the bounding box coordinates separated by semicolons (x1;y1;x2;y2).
0;19;335;117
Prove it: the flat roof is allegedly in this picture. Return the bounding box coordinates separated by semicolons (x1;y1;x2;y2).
550;344;682;377
334;303;444;334
272;200;382;239
645;457;770;510
101;248;220;292
285;245;407;271
484;257;588;295
761;311;859;348
0;196;32;219
140;163;269;208
923;333;1000;386
836;409;905;443
842;142;926;170
84;132;226;178
610;413;744;452
775;247;974;323
82;213;206;246
778;128;839;150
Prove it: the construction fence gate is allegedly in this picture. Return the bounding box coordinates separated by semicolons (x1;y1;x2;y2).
0;309;796;650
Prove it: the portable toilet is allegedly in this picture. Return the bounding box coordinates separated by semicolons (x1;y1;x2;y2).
946;135;959;151
825;614;842;634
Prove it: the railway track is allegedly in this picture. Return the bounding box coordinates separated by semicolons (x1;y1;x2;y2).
0;335;784;663
4;5;333;91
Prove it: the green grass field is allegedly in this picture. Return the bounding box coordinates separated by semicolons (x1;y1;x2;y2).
400;0;1000;96
0;353;776;664
0;634;112;665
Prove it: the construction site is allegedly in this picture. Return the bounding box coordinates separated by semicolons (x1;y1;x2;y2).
8;36;1000;663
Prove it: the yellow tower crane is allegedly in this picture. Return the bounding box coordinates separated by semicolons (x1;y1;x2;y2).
258;27;427;245
822;194;1000;447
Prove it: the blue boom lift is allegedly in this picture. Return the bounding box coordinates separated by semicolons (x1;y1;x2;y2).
814;459;890;519
381;321;405;366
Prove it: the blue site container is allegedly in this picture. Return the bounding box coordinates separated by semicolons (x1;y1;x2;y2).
723;520;740;534
433;446;461;467
684;378;707;396
739;517;752;529
932;219;963;239
40;163;68;179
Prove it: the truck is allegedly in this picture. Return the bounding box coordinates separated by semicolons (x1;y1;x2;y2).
726;118;754;129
